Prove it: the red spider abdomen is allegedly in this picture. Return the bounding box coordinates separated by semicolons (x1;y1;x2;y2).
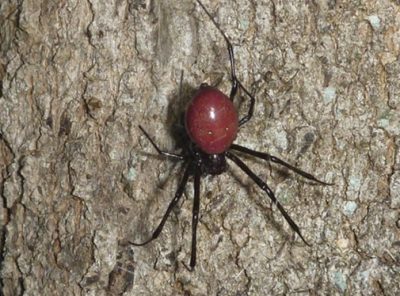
185;85;239;154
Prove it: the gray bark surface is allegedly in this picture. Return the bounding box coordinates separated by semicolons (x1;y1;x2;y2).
1;0;399;295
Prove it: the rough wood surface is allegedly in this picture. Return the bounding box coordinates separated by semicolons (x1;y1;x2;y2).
1;0;399;295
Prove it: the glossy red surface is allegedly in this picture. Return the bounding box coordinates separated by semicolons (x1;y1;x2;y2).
185;85;238;154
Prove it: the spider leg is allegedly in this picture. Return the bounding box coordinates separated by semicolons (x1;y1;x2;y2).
129;162;192;246
226;151;311;246
231;144;333;185
194;0;237;99
237;81;255;126
195;0;255;126
189;165;201;270
139;125;185;160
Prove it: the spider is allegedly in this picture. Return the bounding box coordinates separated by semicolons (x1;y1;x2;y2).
130;0;331;270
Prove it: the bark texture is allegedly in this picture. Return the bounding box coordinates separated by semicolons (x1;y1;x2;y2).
1;0;399;295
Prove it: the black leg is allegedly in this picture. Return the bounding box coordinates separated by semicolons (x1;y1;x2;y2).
189;165;201;270
236;81;255;126
195;0;237;99
230;144;333;185
129;162;192;246
195;0;255;126
179;70;184;100
226;151;310;246
139;125;185;160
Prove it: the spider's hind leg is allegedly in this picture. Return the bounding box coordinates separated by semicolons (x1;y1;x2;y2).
195;0;255;126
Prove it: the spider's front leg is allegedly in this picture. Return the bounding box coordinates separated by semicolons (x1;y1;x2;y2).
129;162;192;246
226;151;311;245
188;164;201;270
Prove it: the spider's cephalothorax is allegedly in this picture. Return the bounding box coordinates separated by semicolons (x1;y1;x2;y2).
193;148;227;176
129;0;332;270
